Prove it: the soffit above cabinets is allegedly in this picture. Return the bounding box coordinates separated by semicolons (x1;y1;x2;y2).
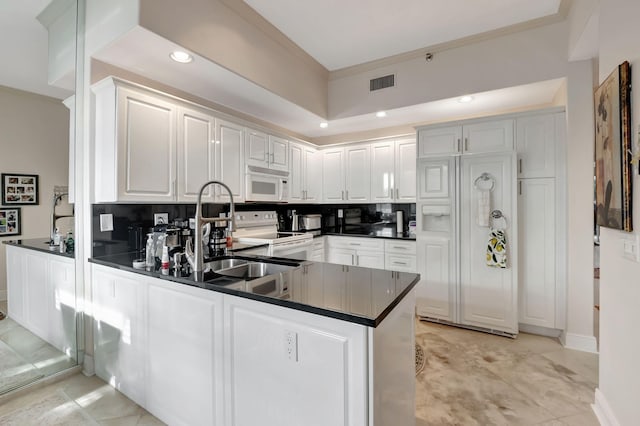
243;0;563;71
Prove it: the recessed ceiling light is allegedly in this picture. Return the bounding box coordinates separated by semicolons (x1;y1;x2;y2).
458;96;473;103
170;51;193;64
319;122;328;128
376;111;387;118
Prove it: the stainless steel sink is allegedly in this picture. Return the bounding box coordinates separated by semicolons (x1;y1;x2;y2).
206;258;249;271
215;262;295;279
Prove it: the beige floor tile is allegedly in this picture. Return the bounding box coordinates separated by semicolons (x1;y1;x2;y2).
74;385;146;422
540;348;599;385
0;389;97;426
0;325;49;359
556;410;600;426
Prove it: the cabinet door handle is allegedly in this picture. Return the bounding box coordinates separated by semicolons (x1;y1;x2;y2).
341;190;344;200
519;180;522;195
392;246;407;250
349;243;361;246
519;158;522;174
464;137;469;152
346;190;349;199
393;261;408;266
355;254;359;266
396;188;399;199
457;138;461;153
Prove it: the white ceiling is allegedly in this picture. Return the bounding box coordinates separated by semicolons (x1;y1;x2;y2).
1;0;566;140
244;0;562;70
0;0;73;99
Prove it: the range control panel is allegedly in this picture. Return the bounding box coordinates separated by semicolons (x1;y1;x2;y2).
234;211;278;228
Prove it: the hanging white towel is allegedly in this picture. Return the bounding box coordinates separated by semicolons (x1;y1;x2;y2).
486;227;508;268
477;190;490;227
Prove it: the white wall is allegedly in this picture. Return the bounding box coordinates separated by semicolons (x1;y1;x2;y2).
595;1;640;424
563;59;598;352
329;22;569;120
0;86;71;301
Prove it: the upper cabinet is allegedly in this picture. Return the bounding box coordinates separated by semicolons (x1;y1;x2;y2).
516;113;563;178
418;119;514;157
290;142;322;203
93;78;246;203
370;138;416;203
245;129;288;171
322;145;373;203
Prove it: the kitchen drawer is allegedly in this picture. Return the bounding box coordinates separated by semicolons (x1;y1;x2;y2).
327;236;384;251
384;240;417;255
385;254;417;273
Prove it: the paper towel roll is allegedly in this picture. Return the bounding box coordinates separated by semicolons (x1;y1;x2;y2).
396;210;404;233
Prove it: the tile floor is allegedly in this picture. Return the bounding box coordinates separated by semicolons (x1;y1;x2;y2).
415;320;600;426
0;301;77;395
0;317;600;425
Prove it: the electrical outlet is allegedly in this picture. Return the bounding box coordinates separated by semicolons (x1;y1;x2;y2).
284;330;298;362
99;214;113;232
154;213;169;225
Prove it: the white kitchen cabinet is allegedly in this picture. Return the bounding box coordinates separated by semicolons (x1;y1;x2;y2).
245;129;288;171
327;247;357;266
223;294;368;426
93;265;147;406
462;119;514;154
459;153;517;333
322;148;345;202
93;78;246;203
415;237;454;322
516;113;558;178
303;147;323;202
385;240;417;275
518;178;556;328
370;138;416;203
418;126;462;157
347;268;373;316
6;246;76;355
370;140;395;202
6;245;27;325
93;79;177;202
345;145;370;201
311;236;325;262
24;251;51;342
290;142;323;203
176;106;215;202
48;255;76;356
418;119;514;157
216;119;245;202
394;138;417;202
417;157;453;200
146;277;224;426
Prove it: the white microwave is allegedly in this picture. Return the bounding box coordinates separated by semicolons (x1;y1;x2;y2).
245;166;289;202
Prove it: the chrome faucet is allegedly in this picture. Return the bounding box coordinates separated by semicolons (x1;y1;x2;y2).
185;181;235;276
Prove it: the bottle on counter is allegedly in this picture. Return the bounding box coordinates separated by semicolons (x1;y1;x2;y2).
53;228;61;245
160;245;170;275
65;231;74;254
145;234;155;268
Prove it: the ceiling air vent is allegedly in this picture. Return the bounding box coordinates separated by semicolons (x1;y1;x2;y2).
370;74;395;92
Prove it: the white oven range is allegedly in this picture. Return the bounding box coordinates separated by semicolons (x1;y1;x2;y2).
233;211;313;260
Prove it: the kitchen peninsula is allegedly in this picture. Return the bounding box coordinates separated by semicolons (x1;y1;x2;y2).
89;252;419;426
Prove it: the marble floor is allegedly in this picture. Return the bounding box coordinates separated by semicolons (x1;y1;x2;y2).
0;316;600;425
415;320;600;426
0;300;77;395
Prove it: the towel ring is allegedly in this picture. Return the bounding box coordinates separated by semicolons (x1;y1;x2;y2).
490;209;508;229
474;173;495;192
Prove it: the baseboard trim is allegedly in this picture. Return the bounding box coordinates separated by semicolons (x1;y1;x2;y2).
561;332;598;353
593;388;621;426
518;323;562;338
0;290;6;302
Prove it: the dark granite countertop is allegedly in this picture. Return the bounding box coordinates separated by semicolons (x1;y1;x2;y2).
3;238;75;259
89;252;419;328
322;225;416;241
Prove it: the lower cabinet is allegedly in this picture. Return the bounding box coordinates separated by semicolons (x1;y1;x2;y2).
5;246;76;357
325;236;417;273
146;278;224;426
415;236;454;323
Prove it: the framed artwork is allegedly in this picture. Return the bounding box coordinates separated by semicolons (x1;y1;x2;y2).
0;207;21;236
594;61;633;232
1;173;39;205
